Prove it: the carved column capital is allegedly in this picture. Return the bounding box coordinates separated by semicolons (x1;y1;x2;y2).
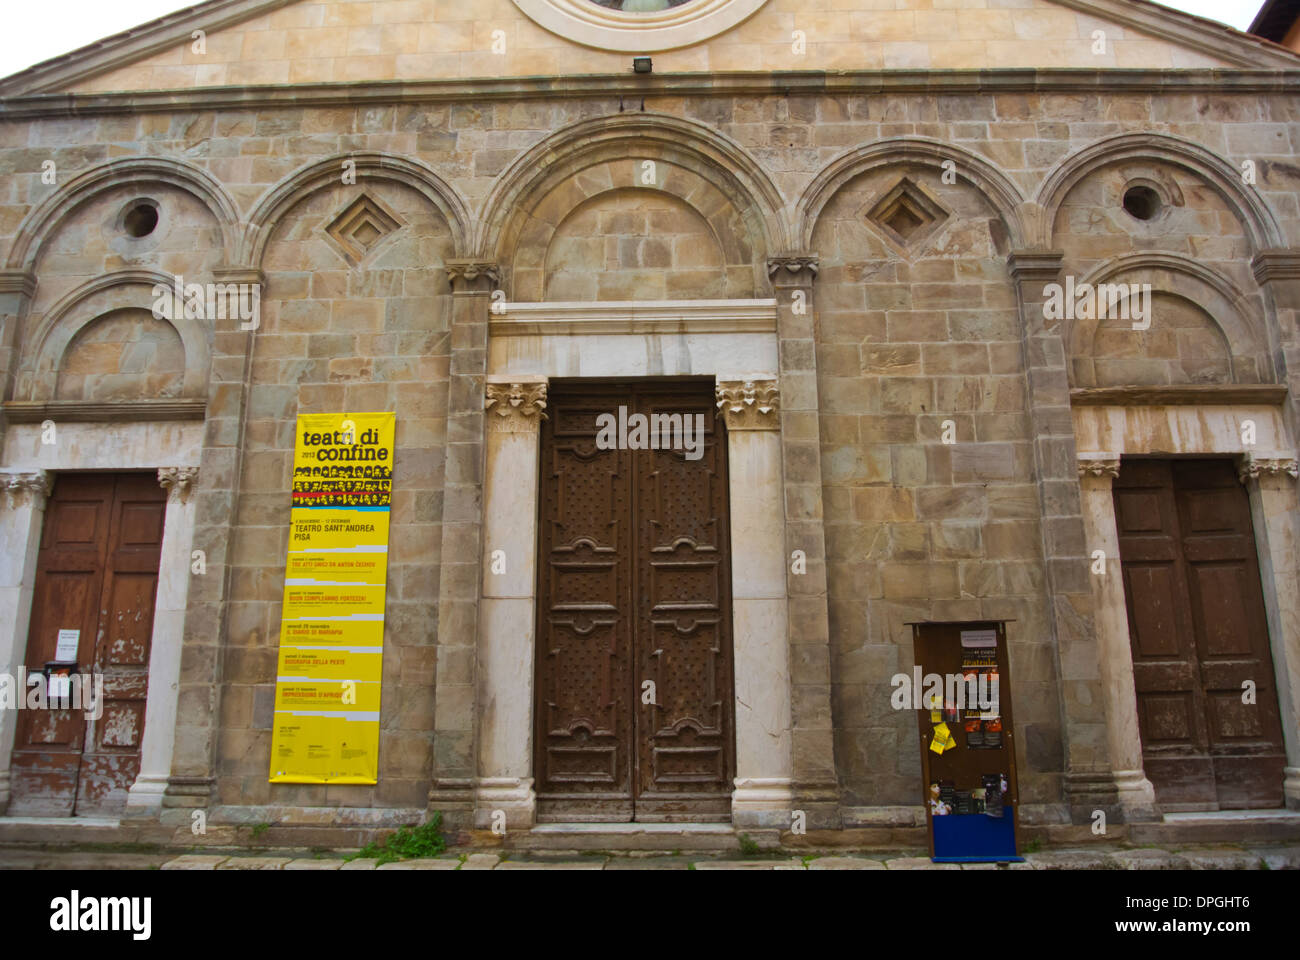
445;259;500;293
0;269;37;299
2;470;52;509
1007;249;1066;285
716;378;780;431
766;255;819;286
158;466;199;504
485;380;548;433
1077;455;1121;480
1238;452;1299;485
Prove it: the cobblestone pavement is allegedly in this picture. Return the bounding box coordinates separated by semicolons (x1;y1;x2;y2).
1;845;1297;870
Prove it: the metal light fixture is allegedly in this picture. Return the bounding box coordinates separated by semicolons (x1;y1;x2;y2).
633;56;653;74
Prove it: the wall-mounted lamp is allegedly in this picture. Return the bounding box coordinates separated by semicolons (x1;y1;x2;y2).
633;57;653;74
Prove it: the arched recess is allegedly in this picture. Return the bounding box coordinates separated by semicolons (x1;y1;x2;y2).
796;138;1029;252
477;113;789;286
1067;252;1271;388
243;153;473;266
17;269;211;402
1037;133;1285;254
5;157;241;270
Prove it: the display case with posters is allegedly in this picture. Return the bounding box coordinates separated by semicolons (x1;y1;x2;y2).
907;620;1023;862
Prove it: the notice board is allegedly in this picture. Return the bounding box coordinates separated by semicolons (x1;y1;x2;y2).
269;412;394;784
908;620;1022;862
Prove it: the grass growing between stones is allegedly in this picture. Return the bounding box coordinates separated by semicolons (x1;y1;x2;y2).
345;813;447;866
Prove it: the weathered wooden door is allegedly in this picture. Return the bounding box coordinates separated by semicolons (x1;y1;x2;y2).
8;473;165;817
1113;458;1286;810
534;379;735;821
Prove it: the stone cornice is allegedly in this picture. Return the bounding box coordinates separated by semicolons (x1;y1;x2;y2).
2;399;207;423
490;299;777;336
1;470;52;508
9;70;1300;120
716;378;780;431
1070;385;1289;407
485;380;548;433
1077;455;1121;479
1252;250;1300;286
158;466;199;504
1238;452;1299;484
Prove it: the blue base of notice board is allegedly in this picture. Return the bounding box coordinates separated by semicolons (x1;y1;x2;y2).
931;808;1023;862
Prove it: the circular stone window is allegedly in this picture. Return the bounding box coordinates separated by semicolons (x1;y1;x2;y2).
513;0;769;52
121;199;160;238
1122;185;1162;221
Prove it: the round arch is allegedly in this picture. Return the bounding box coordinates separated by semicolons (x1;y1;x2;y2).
6;157;240;271
20;268;212;402
476;112;790;264
1036;133;1285;253
243;152;473;266
796;137;1029;252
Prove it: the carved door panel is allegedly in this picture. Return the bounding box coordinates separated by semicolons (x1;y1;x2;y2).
8;473;165;817
535;380;734;821
1114;459;1285;810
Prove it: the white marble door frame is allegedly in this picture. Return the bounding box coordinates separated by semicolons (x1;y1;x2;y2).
0;421;202;816
1074;403;1300;813
476;299;793;828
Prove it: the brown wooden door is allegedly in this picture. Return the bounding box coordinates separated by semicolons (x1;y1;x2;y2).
8;473;166;817
1113;458;1285;810
535;380;735;821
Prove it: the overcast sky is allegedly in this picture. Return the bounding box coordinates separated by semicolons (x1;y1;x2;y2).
0;0;1272;81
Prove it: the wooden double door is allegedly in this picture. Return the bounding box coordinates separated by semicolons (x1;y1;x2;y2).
534;379;735;821
8;473;165;817
1113;458;1286;809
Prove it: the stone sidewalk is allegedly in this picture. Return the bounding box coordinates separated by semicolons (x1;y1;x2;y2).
1;845;1297;870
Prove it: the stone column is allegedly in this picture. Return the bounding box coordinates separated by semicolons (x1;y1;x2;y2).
766;255;839;828
125;467;200;817
1007;251;1119;822
429;260;496;827
717;379;794;829
0;472;51;813
474;378;547;830
162;266;263;820
1238;452;1300;810
1077;455;1158;822
0;271;36;456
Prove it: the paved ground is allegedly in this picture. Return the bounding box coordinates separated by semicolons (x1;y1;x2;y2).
0;844;1296;870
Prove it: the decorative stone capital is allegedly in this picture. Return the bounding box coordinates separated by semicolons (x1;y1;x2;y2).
716;379;780;431
766;255;818;286
1007;249;1065;285
445;259;500;292
158;466;199;504
1251;250;1300;286
485;380;548;433
1077;455;1121;480
0;269;37;299
2;470;52;509
1237;452;1299;485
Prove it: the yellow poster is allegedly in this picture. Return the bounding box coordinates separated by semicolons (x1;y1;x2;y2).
269;412;395;783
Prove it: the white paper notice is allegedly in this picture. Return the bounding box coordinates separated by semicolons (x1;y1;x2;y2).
54;629;79;662
960;629;997;648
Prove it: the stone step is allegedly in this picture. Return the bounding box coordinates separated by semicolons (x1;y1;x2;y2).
1127;811;1300;847
508;821;745;852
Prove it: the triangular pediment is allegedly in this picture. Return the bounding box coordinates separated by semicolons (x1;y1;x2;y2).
1;0;1296;98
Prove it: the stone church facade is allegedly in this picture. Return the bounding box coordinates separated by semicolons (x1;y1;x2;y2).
0;0;1298;847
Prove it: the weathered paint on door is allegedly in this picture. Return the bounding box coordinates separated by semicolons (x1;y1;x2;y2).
8;473;166;817
1114;458;1286;810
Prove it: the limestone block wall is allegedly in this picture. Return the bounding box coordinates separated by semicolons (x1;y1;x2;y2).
0;84;1297;818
